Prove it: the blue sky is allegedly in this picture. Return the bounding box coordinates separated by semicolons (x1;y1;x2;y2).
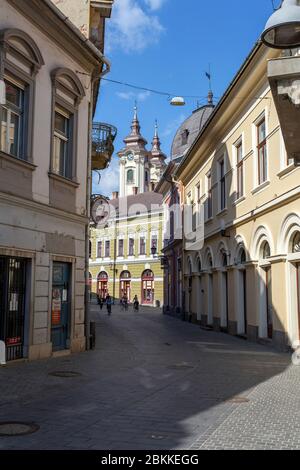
93;0;278;197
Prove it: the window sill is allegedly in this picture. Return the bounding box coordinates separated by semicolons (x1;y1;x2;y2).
205;217;213;224
251;180;270;195
0;151;37;171
48;171;80;188
277;164;296;179
216;208;228;217
233;195;246;206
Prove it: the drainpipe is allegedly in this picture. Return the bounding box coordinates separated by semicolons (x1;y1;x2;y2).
85;63;111;350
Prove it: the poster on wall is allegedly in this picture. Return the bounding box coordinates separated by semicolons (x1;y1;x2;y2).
52;288;61;326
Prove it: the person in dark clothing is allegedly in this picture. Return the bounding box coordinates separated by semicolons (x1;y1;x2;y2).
99;296;104;310
106;294;112;315
133;295;139;311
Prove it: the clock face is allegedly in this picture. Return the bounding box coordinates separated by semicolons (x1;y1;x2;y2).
127;153;134;161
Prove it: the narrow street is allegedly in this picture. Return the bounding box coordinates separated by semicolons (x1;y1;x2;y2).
0;303;298;450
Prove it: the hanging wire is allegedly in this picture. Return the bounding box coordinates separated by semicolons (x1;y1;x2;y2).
101;77;209;100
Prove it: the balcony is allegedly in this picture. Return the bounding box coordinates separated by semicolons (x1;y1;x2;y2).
92;122;117;171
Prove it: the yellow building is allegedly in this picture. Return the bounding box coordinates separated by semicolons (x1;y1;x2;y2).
90;109;166;306
173;43;300;351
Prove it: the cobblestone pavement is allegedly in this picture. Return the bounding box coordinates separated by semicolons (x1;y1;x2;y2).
0;302;298;450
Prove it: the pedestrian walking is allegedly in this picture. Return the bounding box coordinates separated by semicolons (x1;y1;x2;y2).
99;296;104;310
121;294;128;311
106;294;112;316
133;295;139;312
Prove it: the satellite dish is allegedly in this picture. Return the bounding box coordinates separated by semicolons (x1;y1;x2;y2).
170;96;186;106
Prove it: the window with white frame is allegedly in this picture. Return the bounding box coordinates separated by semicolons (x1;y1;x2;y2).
53;109;72;178
105;240;110;258
128;237;135;256
140;236;146;255
219;158;226;211
236;140;244;199
196;183;201;203
51;68;85;181
257;118;267;185
151;233;158;254
118;239;124;257
97;241;102;258
1;80;25;159
206;171;212;219
0;30;44;163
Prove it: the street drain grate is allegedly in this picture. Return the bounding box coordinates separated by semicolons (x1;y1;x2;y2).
0;422;39;437
227;396;250;404
49;371;82;378
168;363;194;370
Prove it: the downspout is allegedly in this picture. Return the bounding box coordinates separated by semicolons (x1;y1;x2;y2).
85;62;111;350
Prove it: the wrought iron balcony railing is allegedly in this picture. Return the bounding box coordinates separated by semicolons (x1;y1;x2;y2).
92;122;117;171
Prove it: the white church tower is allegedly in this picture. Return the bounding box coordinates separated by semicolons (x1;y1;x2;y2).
118;106;150;197
117;107;167;197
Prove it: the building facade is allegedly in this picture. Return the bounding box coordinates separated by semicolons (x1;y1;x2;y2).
156;97;214;316
90;110;166;306
168;43;300;351
0;0;113;361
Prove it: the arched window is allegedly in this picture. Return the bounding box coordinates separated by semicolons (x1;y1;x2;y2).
51;68;85;180
120;270;131;279
0;29;44;162
292;232;300;253
120;271;131;301
142;270;154;304
127;169;134;184
237;247;246;264
260;241;271;259
97;272;108;299
240;249;246;264
222;251;228;267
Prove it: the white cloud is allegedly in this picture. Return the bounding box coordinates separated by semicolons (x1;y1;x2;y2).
107;0;165;53
144;0;166;11
116;90;151;101
162;113;187;138
92;157;119;198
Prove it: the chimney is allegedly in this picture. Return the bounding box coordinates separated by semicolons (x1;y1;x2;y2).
112;191;119;200
133;187;139;195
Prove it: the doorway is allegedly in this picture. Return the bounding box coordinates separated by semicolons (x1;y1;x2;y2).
97;271;108;299
120;271;131;301
142;270;154;305
0;256;27;361
51;262;71;351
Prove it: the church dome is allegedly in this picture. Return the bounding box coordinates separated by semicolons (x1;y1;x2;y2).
171;96;214;162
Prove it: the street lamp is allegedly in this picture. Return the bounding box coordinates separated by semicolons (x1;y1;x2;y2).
170;96;186;106
261;0;300;49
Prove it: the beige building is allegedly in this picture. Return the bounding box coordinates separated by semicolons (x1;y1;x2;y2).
90;110;165;307
0;0;113;361
174;43;300;351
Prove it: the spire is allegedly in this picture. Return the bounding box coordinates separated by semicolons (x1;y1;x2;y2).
130;101;140;136
151;120;161;153
123;103;147;147
151;120;166;163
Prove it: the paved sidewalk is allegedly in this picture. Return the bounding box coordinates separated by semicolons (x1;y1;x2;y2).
0;303;298;450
